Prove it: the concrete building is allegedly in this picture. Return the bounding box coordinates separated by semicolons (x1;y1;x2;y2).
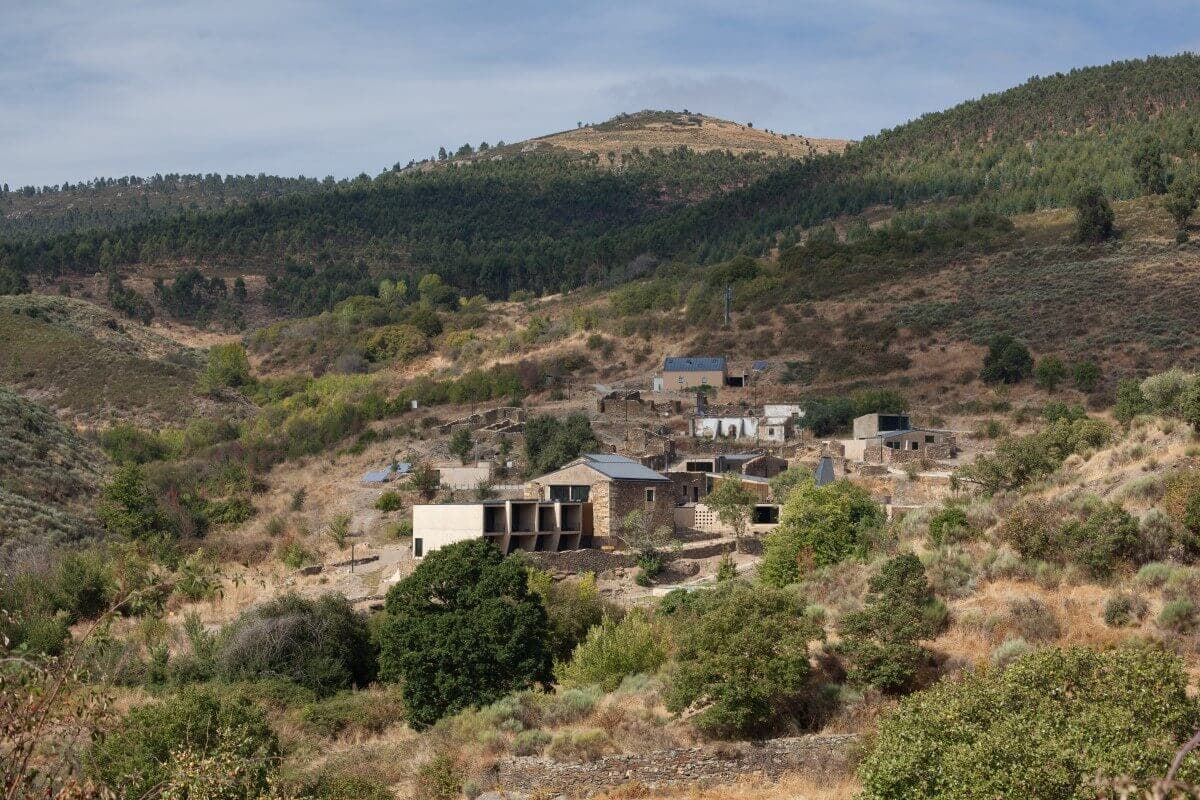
842;413;958;463
525;453;672;542
675;502;781;534
412;499;591;558
763;403;806;422
437;461;494;490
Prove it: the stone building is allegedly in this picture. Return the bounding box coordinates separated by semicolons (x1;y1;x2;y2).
525;453;673;543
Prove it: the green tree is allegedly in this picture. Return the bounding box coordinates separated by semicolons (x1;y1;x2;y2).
1074;185;1116;242
706;476;756;552
1132;137;1168;195
556;610;667;691
200;343;252;393
449;427;473;464
527;570;613;663
1164;178;1199;239
524;413;599;475
838;554;947;692
980;334;1033;384
760;479;883;586
408;462;440;500
1072;360;1101;393
0;268;29;295
1180;378;1200;433
378;540;552;728
1033;355;1066;391
86;688;279;800
96;464;176;543
858;647;1200;800
768;465;814;504
1114;378;1152;424
665;582;823;738
232;275;248;303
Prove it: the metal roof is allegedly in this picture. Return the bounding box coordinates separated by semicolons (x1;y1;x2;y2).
362;462;412;482
663;356;726;372
815;455;836;487
577;453;670;482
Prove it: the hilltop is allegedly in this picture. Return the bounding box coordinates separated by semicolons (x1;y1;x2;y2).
457;109;848;163
6;55;1200;307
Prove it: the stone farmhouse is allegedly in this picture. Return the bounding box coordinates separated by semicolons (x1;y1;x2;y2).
524;453;673;545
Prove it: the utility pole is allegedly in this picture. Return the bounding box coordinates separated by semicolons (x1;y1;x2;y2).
723;285;732;328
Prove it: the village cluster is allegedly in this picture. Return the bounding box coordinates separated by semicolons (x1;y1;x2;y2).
364;356;961;562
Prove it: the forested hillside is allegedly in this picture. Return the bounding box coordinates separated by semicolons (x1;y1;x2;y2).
5;55;1200;308
0;173;339;237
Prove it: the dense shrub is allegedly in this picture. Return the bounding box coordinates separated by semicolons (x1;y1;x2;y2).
980;334;1033;384
556;610;667;691
999;498;1140;577
86;688;280;800
665;581;823;738
927;503;973;546
523;413;600;475
200;343;253;393
1114;379;1152;424
373;491;404;512
760;479;884;586
1104;592;1148;627
378;540;552;728
961;417;1110;493
859;646;1200;800
1074;184;1116;242
96;464;178;544
220;593;376;696
527;570;615;663
838;553;947;692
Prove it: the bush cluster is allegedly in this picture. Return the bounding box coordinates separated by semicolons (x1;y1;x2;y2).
859;646;1200;800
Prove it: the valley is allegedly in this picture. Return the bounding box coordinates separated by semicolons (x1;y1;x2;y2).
8;53;1200;800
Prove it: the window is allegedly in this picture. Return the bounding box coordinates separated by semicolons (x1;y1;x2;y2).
413;538;424;557
550;485;590;502
925;435;936;444
691;486;699;502
910;441;919;450
645;488;656;503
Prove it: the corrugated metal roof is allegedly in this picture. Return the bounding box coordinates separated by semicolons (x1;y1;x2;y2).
663;356;726;372
579;453;669;482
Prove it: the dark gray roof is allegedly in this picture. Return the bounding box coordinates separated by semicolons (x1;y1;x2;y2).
815;455;836;487
577;453;669;482
663;356;726;372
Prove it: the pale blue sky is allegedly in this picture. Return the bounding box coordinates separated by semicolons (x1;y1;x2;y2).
4;1;1200;186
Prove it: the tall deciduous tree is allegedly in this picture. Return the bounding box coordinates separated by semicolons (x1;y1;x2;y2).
378;540;552;728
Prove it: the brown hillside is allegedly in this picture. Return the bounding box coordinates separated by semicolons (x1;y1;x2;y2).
536;111;849;160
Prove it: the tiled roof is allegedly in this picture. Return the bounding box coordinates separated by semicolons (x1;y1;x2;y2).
663;356;726;372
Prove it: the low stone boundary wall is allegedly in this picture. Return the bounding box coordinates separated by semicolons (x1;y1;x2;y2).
490;734;861;797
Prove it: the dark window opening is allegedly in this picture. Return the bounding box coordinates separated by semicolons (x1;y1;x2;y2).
413;538;424;557
549;485;590;502
752;505;779;524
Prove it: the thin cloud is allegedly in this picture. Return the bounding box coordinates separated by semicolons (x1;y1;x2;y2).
4;1;1200;185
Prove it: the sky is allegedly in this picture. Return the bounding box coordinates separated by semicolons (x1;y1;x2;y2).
4;1;1200;187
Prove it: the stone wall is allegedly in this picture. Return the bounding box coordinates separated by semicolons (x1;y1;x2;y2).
489;734;861;797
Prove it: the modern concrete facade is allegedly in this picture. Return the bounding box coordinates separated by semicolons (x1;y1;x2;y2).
842;412;957;463
437;461;494;490
412;499;591;558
